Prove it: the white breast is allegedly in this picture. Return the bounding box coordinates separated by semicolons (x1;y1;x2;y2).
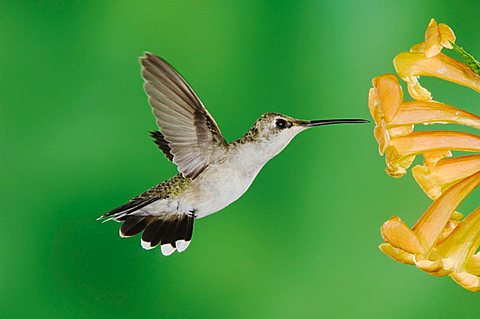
179;143;267;218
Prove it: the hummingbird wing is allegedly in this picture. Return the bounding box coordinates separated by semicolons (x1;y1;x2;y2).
140;52;227;179
149;130;174;162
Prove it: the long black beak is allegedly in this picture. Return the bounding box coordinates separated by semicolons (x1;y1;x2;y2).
302;119;369;127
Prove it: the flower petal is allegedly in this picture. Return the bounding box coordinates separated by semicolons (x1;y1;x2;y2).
450;272;480;292
405;76;432;101
451;211;464;221
384;153;415;178
438;23;455;49
388;100;480;129
466;253;480;276
368;88;379;122
369;75;410;155
374;122;390;155
444;206;480;292
440;220;461;241
371;74;403;122
394;52;480;95
412;172;480;251
412;155;480;199
381;216;423;254
423;150;452;172
424;19;456;58
385;131;480;177
410;42;426;53
379;243;415;265
415;258;447;275
435;207;480;270
388;125;414;138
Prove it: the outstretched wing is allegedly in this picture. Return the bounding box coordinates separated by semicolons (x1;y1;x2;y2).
140;52;227;178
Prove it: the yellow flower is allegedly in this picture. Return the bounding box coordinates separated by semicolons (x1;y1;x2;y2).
380;172;480;291
393;18;480;101
368;74;480;177
371;18;480;291
432;206;480;291
385;131;480;177
394;52;480;100
412;155;480;200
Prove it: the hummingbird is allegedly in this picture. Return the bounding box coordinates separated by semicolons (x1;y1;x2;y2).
99;52;368;256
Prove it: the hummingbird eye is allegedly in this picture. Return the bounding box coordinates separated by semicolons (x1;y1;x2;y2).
275;118;291;129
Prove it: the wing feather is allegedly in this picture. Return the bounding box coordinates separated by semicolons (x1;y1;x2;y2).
140;52;227;178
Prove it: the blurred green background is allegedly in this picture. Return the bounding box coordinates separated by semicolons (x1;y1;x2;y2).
1;1;479;318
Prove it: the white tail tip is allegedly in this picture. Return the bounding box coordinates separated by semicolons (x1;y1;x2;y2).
176;240;191;253
161;244;176;256
141;239;154;250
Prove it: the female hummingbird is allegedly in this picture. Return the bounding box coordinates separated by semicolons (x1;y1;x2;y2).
99;52;368;256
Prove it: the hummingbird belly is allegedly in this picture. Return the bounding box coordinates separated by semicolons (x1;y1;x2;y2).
178;161;261;218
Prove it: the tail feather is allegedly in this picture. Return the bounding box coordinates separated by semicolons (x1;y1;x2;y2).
175;216;188;242
139;214;195;255
100;195;195;256
162;217;183;246
184;216;194;242
119;216;150;237
176;216;194;252
142;219;167;249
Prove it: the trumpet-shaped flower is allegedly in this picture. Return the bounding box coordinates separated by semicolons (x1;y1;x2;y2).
412;155;480;200
394;52;480;100
368;74;480;177
433;206;480;291
385;131;480;177
393;18;480;101
380;172;480;290
371;18;480;291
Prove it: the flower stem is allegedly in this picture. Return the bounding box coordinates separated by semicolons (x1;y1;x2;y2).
450;42;480;75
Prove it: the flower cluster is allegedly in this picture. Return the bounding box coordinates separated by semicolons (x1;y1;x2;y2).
369;19;480;291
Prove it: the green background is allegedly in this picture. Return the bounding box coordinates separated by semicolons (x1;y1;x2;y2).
2;1;479;318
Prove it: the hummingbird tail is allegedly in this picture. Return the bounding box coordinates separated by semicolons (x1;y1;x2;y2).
136;213;195;256
99;200;195;256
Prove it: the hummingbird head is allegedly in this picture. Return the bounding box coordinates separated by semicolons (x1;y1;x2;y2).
249;112;369;159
